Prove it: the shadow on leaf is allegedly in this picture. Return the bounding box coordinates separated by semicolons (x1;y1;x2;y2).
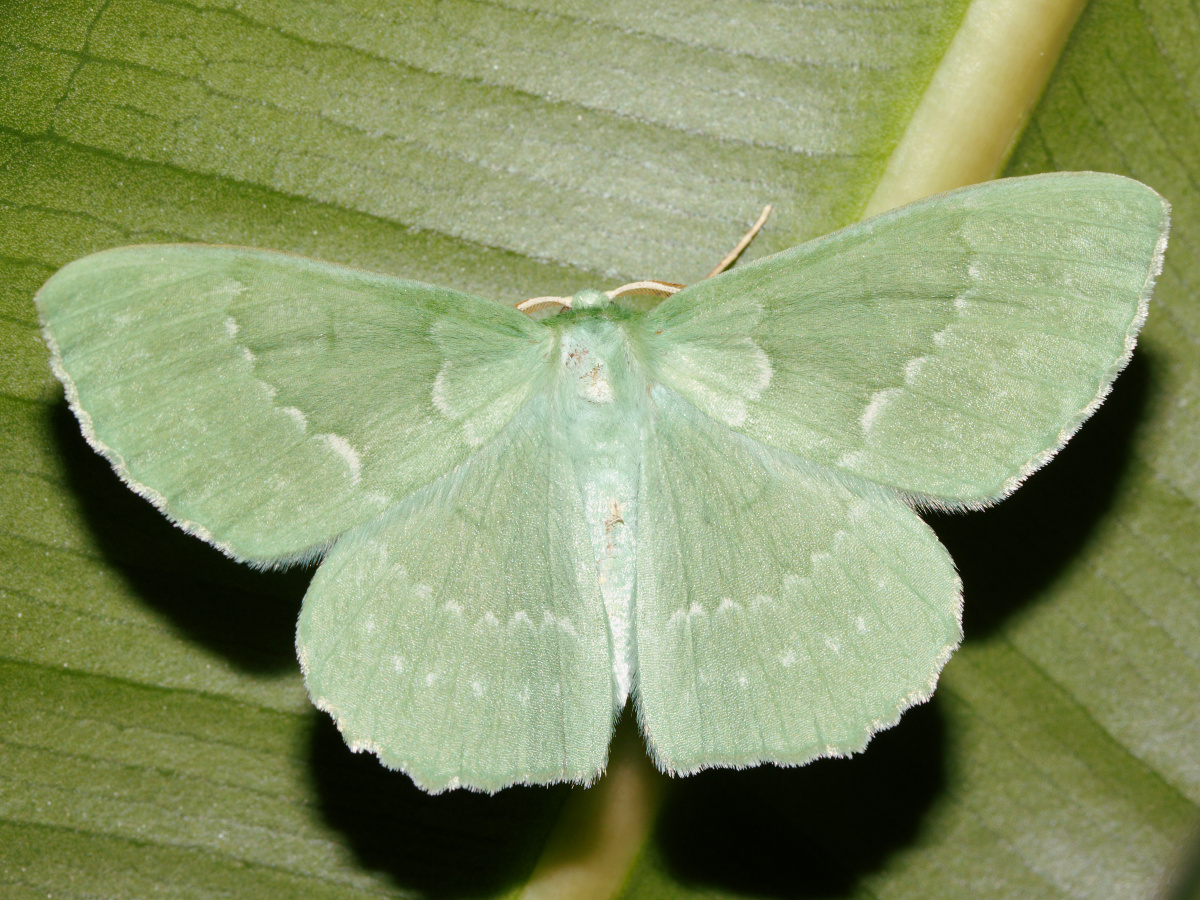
655;698;946;898
927;349;1152;638
308;714;570;898
51;401;307;674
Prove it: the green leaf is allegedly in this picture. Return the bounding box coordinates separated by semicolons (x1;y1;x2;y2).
1;1;1196;898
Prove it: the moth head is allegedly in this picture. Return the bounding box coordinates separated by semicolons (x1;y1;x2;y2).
572;288;612;310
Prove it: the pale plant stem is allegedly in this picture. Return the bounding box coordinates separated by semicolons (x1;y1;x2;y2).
517;714;665;900
863;0;1088;217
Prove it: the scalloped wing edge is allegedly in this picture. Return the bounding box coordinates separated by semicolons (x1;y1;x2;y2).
906;186;1170;514
632;576;963;779
41;320;337;569
295;620;616;794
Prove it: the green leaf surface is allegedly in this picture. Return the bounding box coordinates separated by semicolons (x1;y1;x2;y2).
1;0;1196;898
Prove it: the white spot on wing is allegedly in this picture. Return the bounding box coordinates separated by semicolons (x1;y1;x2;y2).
861;388;901;432
282;406;307;429
750;341;773;392
837;449;863;468
318;433;361;483
668;601;707;626
431;362;490;447
543;612;577;635
904;356;926;383
431;365;454;418
205;281;248;301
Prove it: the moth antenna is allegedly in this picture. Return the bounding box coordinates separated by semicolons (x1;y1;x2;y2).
516;295;573;313
605;280;685;300
706;204;773;279
516;205;769;315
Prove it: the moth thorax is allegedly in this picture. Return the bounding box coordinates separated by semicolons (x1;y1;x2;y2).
560;329;617;405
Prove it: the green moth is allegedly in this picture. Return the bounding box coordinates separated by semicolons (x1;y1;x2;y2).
35;173;1169;794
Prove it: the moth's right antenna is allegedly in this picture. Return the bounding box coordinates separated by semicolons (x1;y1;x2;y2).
706;205;773;279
